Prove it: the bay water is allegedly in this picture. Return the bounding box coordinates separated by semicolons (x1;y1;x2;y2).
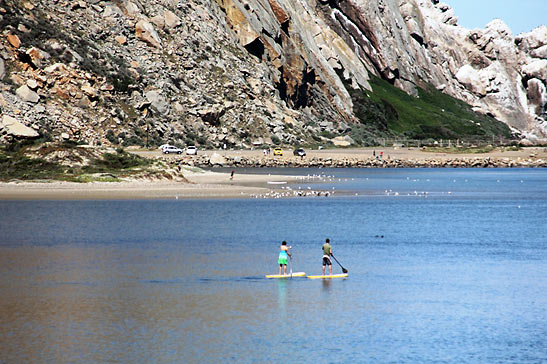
1;168;546;363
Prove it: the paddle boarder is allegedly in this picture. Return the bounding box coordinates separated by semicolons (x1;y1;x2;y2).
278;241;292;275
322;238;333;275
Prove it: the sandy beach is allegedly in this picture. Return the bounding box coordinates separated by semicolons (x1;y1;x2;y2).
1;146;546;200
0;169;297;200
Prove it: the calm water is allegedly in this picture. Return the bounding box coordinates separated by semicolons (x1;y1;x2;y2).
1;168;546;363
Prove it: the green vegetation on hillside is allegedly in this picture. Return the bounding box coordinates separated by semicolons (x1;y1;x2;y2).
0;151;65;180
347;74;514;142
0;144;153;182
82;149;150;173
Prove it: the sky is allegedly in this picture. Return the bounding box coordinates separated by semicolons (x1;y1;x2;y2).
443;0;546;35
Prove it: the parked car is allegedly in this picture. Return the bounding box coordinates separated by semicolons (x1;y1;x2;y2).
186;146;198;155
293;148;306;157
159;144;174;151
273;148;283;156
162;146;183;154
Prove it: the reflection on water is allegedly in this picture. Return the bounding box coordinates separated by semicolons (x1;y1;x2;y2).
321;279;332;292
1;169;546;363
277;280;287;314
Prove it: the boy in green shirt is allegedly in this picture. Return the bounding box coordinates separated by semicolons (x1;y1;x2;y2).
322;238;332;275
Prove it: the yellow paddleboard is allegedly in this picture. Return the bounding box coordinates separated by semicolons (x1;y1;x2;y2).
306;273;348;279
265;272;306;278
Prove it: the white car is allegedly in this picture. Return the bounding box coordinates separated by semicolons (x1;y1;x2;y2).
162;146;183;154
186;146;198;155
160;144;176;152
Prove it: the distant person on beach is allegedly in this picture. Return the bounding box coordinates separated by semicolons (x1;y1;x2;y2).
322;238;332;275
230;170;234;180
278;241;292;275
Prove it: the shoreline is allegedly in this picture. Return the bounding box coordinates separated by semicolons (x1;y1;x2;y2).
2;147;546;200
0;169;301;200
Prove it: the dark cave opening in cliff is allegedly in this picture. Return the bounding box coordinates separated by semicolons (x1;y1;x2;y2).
294;69;316;108
244;38;265;60
281;20;290;36
410;33;425;47
274;66;288;103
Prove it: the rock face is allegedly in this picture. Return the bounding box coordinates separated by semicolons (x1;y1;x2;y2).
312;1;547;141
0;0;545;146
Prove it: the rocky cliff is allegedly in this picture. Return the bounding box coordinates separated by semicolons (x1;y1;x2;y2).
0;0;545;147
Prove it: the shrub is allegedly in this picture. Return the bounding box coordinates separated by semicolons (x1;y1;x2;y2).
0;152;65;181
84;149;150;173
271;135;280;145
106;130;118;144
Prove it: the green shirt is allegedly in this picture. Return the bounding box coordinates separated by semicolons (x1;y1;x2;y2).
322;243;332;256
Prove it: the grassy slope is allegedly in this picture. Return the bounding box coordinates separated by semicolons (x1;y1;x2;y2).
0;145;154;182
348;75;513;142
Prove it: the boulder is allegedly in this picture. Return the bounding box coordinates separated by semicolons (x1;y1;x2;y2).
150;14;165;29
145;90;169;114
331;135;354;147
198;105;226;125
516;26;547;53
456;65;486;96
1;115;39;138
530;45;547;59
115;35;127;45
135;19;162;48
164;10;181;29
26;79;39;90
522;60;547;82
77;95;91;108
26;47;50;68
81;85;98;98
44;63;68;74
7;34;21;48
16;85;40;103
209;152;227;165
123;1;141;17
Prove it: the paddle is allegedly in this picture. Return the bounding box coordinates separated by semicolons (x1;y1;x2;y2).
331;254;348;273
288;255;293;277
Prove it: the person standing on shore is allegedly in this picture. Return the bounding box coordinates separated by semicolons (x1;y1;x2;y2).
322;238;333;275
278;241;292;275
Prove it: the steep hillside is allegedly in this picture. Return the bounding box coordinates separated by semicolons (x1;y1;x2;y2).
0;0;545;148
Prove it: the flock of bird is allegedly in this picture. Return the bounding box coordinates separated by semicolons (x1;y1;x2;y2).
251;173;444;199
244;173;525;200
250;186;334;199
